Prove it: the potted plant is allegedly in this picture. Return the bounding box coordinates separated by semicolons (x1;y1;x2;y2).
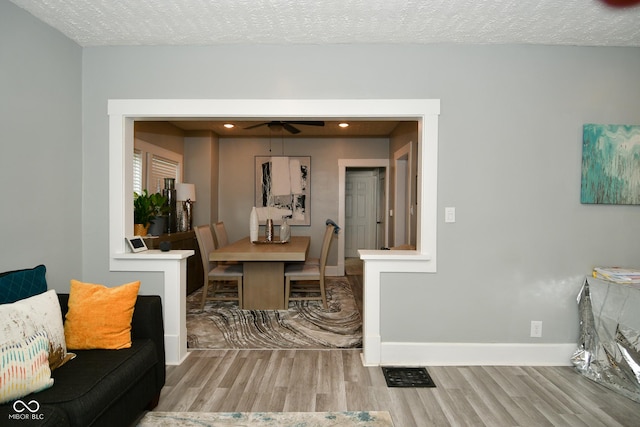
133;190;154;236
134;190;169;236
147;192;170;236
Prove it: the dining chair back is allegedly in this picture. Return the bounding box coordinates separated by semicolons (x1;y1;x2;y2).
194;224;243;310
212;221;229;248
284;223;336;309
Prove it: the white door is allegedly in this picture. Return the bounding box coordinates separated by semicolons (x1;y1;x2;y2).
345;170;378;257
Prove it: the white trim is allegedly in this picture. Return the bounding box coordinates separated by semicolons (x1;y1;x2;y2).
376;342;577;367
112;250;193;365
109;99;440;366
359;253;434;366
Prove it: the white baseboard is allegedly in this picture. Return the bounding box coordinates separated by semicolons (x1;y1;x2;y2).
378;342;577;366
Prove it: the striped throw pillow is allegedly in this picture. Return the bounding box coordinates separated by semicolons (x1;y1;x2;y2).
0;331;54;404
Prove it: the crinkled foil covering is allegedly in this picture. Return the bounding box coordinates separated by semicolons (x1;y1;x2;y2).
572;277;640;403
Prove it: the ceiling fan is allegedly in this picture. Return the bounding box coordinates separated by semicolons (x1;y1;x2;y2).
244;120;325;135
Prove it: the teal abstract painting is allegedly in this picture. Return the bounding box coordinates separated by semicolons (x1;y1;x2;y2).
581;124;640;204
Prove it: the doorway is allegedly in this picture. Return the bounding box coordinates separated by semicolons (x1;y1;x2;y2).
345;168;386;256
337;159;389;276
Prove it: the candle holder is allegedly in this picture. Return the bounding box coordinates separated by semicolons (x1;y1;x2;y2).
176;183;196;231
265;219;274;242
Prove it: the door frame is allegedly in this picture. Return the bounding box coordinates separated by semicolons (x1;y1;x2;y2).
109;98;440;366
338;159;389;276
393;142;413;246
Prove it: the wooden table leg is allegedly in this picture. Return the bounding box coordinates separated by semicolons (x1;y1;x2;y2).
242;261;285;310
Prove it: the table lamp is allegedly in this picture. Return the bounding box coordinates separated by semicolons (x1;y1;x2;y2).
176;183;196;231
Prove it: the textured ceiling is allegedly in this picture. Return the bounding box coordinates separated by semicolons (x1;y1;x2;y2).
9;0;640;47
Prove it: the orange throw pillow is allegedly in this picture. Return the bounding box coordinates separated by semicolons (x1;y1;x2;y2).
64;280;140;350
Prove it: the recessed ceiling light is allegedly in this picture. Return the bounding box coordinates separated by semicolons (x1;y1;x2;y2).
338;123;349;128
223;123;234;129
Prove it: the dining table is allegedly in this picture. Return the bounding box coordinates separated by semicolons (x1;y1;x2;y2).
209;235;310;310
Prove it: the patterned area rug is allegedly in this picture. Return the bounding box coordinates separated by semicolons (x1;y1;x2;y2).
138;411;393;426
186;277;362;349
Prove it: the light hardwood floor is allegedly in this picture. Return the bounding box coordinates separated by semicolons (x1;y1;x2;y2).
159;350;640;426
157;259;640;426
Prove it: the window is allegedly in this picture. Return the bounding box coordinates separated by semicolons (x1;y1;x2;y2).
149;155;179;192
133;149;143;195
134;139;182;194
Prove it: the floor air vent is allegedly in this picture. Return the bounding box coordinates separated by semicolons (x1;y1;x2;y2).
382;367;436;388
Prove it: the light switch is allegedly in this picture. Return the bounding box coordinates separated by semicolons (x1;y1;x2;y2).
445;207;456;223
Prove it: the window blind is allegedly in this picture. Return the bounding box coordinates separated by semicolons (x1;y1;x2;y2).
133;149;143;195
149;155;179;193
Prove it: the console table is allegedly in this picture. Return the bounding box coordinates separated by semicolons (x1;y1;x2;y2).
144;231;203;294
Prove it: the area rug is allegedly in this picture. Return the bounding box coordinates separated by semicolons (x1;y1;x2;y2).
138;411;393;426
187;277;362;349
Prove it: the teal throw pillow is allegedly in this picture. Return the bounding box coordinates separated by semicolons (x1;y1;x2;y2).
0;265;47;304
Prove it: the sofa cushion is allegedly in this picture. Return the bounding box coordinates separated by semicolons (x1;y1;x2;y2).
0;331;53;404
0;264;47;304
0;290;75;371
64;280;140;350
29;339;158;427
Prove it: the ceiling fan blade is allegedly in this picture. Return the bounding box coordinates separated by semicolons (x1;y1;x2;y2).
282;123;301;134
286;121;325;127
244;122;268;130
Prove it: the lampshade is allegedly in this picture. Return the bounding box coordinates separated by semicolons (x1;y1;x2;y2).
176;183;196;202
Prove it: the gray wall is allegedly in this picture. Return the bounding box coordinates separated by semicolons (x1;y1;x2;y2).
79;43;640;345
4;0;640;346
135;121;185;158
0;2;82;289
218;137;390;264
184;130;219;229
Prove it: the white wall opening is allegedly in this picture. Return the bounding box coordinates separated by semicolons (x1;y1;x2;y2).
109;99;440;365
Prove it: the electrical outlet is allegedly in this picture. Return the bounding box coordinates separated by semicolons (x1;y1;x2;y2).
530;321;543;338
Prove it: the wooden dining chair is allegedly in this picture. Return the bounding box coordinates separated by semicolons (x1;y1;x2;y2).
212;221;229;248
284;224;335;309
194;224;243;310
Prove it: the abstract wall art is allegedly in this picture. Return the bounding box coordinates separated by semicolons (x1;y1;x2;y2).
255;156;311;225
581;124;640;205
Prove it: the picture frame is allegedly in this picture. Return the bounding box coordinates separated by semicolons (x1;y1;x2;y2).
255;156;311;225
581;124;640;205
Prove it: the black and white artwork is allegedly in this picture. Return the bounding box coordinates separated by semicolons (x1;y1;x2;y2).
255;156;310;225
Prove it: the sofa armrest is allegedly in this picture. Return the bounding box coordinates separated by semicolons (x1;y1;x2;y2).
130;295;166;389
56;293;166;390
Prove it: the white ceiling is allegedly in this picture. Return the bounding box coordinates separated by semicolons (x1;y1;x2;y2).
9;0;640;47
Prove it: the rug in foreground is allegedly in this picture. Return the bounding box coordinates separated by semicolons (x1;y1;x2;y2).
187;277;362;349
137;411;394;426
